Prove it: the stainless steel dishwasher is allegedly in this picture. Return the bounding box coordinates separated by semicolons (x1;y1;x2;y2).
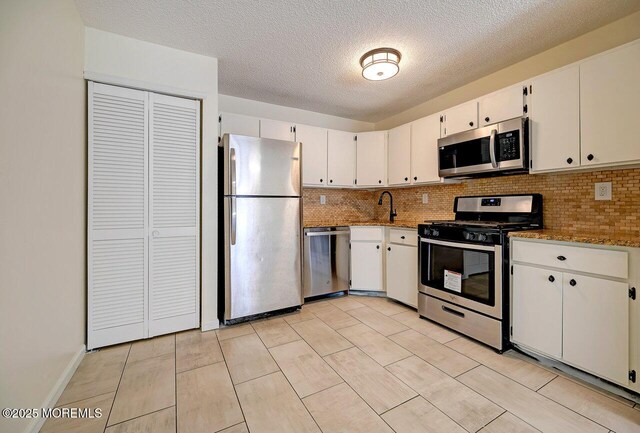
303;227;350;298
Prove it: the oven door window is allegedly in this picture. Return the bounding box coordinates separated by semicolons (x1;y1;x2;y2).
422;243;495;306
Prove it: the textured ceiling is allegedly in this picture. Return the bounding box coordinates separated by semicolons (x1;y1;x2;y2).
75;0;640;122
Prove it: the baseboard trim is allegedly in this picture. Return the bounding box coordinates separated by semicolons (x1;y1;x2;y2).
201;320;220;331
27;345;86;433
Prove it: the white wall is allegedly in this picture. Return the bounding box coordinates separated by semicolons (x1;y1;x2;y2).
0;1;86;433
219;94;374;132
84;28;220;331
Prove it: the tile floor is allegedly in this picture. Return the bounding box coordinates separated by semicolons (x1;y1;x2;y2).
42;295;640;433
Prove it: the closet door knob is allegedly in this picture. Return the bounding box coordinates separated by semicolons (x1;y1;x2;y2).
152;230;160;238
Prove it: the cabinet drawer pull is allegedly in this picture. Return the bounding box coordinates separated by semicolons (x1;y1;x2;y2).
442;305;465;318
569;279;577;286
557;255;566;261
548;275;555;282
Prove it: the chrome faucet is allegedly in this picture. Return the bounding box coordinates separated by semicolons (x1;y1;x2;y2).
378;191;397;223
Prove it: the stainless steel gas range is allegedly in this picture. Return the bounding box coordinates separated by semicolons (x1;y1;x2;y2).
418;194;543;352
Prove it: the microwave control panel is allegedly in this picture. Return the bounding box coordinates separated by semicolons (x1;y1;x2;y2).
498;131;520;161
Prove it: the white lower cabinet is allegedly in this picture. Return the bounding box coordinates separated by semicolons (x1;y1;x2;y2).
511;238;634;389
385;230;417;307
350;227;383;292
562;273;629;384
512;264;563;358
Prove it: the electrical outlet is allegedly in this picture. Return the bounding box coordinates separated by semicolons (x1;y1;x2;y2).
422;193;429;204
320;195;326;205
595;182;612;201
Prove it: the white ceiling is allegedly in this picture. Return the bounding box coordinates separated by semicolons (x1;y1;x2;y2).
75;0;640;122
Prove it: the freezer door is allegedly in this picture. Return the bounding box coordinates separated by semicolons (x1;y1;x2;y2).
223;134;301;196
224;197;302;320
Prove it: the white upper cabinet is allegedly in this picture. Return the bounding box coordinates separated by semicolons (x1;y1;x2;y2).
260;118;296;141
387;124;411;185
297;124;328;186
220;112;260;138
411;114;441;184
441;100;478;137
479;84;525;126
530;65;580;172
327;129;356;187
580;40;640;167
356;131;387;187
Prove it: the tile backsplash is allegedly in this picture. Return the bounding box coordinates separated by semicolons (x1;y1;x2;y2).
304;167;640;235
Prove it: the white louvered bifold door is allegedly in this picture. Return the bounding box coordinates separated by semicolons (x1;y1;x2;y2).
148;93;200;336
88;83;148;349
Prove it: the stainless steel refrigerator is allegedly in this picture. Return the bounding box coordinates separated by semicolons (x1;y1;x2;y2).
220;134;303;323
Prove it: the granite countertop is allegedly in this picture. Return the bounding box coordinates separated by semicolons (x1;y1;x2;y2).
303;220;422;229
508;230;640;248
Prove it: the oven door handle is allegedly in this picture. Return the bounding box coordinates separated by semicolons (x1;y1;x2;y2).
489;128;498;168
420;237;497;252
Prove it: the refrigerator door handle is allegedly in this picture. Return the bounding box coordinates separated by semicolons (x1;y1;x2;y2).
230;147;237;196
230;197;237;245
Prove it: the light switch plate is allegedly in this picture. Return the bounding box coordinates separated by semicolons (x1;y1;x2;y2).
595;182;612;201
422;193;429;204
320;195;326;205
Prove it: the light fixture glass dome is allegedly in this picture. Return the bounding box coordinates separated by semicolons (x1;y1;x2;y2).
360;48;401;81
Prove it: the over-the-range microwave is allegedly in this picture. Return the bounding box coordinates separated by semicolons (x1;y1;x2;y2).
438;117;529;179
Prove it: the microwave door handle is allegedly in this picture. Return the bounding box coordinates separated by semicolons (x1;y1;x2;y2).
489;128;498;168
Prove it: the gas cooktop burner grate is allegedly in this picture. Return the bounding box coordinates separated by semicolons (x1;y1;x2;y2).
427;220;533;229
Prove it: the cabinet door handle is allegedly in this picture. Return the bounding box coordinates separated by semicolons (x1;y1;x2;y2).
387;247;391;251
413;176;417;181
548;275;555;282
587;154;594;161
485;117;490;123
469;121;474;127
404;177;408;181
400;236;405;239
329;179;333;183
378;180;382;184
557;255;566;261
376;245;380;249
569;279;577;286
566;157;573;164
320;178;323;183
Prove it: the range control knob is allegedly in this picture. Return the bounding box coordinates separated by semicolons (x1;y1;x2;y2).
465;232;476;240
431;229;440;237
476;233;488;242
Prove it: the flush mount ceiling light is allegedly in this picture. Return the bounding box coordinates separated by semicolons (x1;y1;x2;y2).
360;47;401;81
